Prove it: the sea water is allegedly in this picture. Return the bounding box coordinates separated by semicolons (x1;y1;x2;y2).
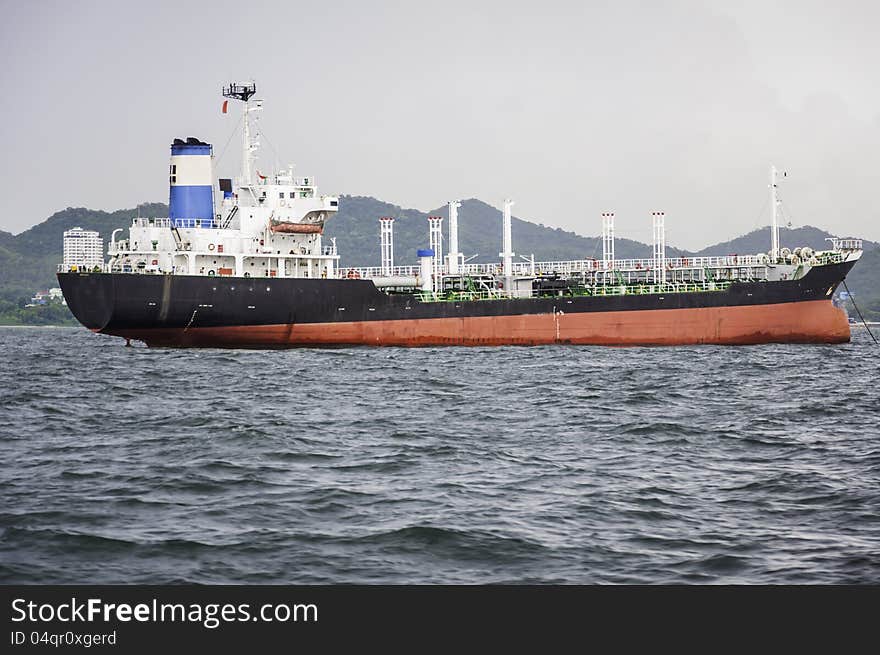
1;327;878;583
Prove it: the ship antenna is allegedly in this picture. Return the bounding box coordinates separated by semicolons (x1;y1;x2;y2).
223;81;258;186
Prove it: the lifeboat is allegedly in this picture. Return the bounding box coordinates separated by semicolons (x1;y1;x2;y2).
269;222;323;234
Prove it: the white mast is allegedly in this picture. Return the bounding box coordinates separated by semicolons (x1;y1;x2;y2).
379;217;394;276
223;83;259;187
501;199;514;291
243;100;262;186
446;200;462;275
602;212;615;270
652;211;666;284
770;165;780;263
428;216;443;293
242;99;251;185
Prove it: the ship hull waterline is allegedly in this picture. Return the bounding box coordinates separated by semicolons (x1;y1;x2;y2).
58;260;854;348
91;299;849;347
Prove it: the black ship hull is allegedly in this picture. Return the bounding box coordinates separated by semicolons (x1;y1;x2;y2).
57;260;855;347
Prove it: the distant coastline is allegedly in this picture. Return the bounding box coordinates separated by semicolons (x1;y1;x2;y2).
0;303;76;327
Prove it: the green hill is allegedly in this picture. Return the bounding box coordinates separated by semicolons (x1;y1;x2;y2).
0;203;169;306
12;203;169;257
693;225;877;257
1;196;877;323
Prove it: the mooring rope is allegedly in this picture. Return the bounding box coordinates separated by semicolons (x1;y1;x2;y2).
843;280;878;345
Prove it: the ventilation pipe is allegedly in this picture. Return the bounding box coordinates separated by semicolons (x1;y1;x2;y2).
428;216;443;293
379;216;394;276
602;212;615;270
652;211;666;284
500;199;514;291
446;200;462;274
417;249;434;292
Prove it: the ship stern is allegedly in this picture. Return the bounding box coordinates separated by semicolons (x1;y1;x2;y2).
57;272;115;331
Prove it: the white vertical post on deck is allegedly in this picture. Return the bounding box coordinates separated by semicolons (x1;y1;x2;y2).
601;212;615;270
500;199;515;292
428;216;443;293
446;200;462;275
652;211;666;284
770;165;780;263
379;216;394;276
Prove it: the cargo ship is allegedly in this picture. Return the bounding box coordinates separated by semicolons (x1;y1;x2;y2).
58;82;863;347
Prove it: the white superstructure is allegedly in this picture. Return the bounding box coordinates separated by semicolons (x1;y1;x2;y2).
95;82;340;279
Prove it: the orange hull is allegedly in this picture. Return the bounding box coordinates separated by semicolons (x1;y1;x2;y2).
111;299;851;347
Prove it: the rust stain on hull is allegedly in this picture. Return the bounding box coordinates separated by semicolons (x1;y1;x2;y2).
108;300;851;348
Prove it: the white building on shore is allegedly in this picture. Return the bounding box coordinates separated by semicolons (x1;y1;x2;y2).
63;227;104;270
26;287;66;307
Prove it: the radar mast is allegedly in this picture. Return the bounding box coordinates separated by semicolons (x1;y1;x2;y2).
223;82;260;186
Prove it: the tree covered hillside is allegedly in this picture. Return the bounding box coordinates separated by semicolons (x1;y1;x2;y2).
0;203;168;305
694;225;877;257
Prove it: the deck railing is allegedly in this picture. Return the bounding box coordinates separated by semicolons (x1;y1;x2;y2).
830;238;862;251
56;249;850;279
334;250;853;280
414;280;734;303
336;255;768;280
131;218;173;228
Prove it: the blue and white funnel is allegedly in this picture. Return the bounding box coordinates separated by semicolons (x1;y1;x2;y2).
169;137;214;227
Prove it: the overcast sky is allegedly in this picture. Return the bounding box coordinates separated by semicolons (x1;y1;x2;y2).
1;0;878;249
